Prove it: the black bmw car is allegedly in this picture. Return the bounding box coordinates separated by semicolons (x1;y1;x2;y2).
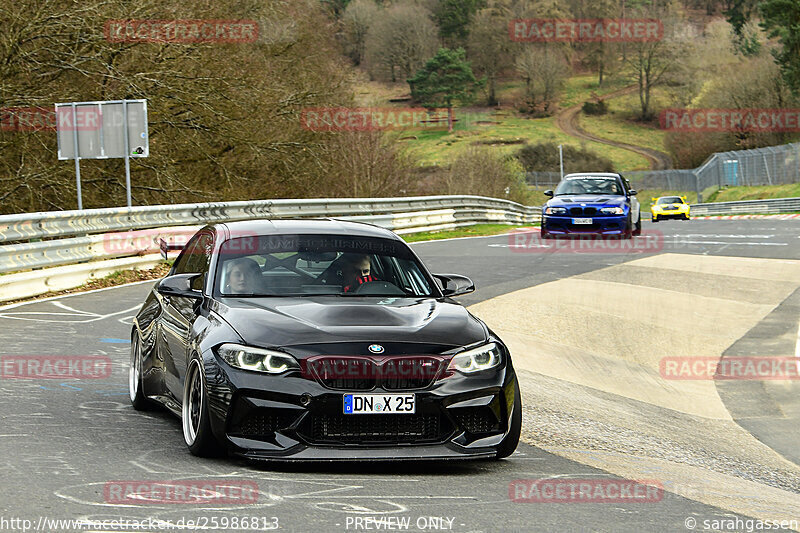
130;219;521;461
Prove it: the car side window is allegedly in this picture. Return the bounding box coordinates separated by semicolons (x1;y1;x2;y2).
172;234;203;275
185;233;214;290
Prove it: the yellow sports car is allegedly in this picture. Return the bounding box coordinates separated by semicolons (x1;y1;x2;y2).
651;196;690;222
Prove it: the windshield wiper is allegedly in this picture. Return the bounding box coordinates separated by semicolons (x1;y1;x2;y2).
336;293;428;298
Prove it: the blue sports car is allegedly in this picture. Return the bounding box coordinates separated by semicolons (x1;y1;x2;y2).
541;173;641;238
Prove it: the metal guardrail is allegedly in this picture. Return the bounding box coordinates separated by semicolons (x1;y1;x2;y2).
1;194;795;276
0;196;537;243
689;196;800;215
0;196;540;274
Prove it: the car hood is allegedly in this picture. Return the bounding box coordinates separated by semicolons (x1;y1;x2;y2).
546;195;626;207
211;296;487;349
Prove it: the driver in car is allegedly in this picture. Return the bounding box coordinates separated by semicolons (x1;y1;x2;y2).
226;257;262;294
342;254;379;293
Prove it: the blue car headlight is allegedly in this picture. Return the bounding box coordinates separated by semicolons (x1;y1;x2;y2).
218;343;300;374
600;207;625;215
448;342;503;374
545;207;567;215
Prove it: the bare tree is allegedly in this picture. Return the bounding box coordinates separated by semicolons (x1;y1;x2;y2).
324;130;416;198
467;6;514;106
515;45;568;113
0;0;359;212
624;5;691;120
364;2;439;82
341;0;379;66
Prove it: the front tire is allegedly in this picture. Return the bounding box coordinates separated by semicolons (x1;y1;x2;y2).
622;215;633;239
183;358;223;457
496;379;522;459
652;215;658;223
129;333;153;411
633;214;642;236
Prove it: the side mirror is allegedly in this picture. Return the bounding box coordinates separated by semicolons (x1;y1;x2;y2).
158;273;203;299
543;190;554;197
629;189;637;196
434;273;475;297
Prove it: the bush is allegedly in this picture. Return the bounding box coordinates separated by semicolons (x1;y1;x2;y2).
430;147;533;205
582;100;608;115
515;142;614;173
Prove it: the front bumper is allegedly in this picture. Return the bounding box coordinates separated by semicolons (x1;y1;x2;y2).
652;209;689;219
542;214;628;235
203;354;519;461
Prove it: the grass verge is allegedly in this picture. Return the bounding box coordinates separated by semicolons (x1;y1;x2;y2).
402;223;534;243
705;183;800;203
403;111;650;171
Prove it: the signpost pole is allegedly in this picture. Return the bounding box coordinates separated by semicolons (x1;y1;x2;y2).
122;100;132;207
71;103;83;210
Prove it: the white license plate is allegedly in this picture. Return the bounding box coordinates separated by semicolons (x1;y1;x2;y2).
572;218;593;224
343;394;415;414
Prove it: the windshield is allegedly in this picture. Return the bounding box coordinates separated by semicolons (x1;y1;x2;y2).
215;234;436;298
657;197;684;204
554;177;623;196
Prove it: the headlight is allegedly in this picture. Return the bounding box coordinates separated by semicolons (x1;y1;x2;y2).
545;207;567;215
600;207;624;215
218;343;300;374
447;342;502;374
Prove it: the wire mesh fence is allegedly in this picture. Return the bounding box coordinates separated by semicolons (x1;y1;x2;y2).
525;142;800;202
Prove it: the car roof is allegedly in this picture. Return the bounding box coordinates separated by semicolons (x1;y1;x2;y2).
216;218;403;241
563;173;622;179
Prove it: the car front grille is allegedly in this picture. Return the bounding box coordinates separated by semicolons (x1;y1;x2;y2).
568;207;599;215
305;356;442;391
307;414;443;443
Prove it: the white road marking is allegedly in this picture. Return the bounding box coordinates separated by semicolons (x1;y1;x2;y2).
0;279;156;312
0;303;141;323
795;319;800;358
669;240;787;246
795;319;800;376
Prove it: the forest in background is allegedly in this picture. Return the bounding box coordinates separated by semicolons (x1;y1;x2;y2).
1;0;798;213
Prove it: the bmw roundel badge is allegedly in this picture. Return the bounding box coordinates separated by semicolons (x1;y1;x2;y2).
368;344;385;354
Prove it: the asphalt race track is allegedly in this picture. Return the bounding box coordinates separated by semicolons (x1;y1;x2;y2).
0;218;799;533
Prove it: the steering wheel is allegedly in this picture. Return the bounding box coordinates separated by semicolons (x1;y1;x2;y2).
350;280;406;295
